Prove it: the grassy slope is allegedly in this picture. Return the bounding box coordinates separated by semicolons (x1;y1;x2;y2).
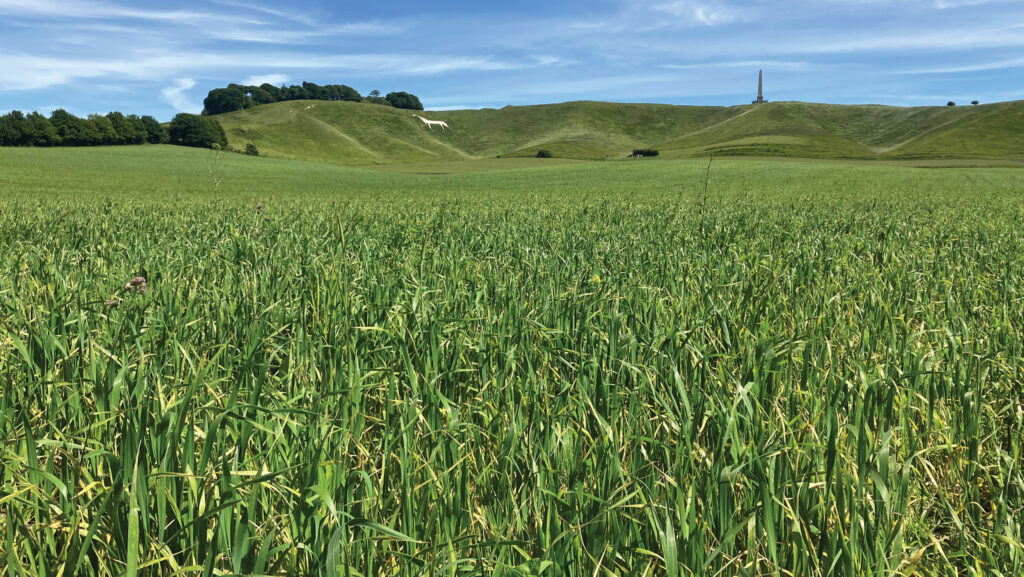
663;100;1024;160
219;100;741;164
216;100;472;164
440;101;742;159
885;100;1024;159
216;99;1024;165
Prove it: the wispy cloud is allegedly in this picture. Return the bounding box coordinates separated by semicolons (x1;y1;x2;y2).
160;78;199;113
209;22;408;45
649;1;750;26
0;0;211;23
662;60;812;71
0;50;534;92
777;25;1024;55
242;73;291;87
932;0;1014;8
902;56;1024;74
816;0;1014;8
0;0;406;46
209;0;320;27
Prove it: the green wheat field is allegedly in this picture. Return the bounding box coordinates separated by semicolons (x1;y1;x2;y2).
1;146;1022;576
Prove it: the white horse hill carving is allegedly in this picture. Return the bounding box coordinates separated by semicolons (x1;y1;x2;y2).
413;114;449;130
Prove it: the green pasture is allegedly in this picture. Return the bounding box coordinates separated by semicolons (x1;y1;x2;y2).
1;146;1022;576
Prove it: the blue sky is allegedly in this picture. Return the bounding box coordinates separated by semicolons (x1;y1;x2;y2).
1;0;1022;120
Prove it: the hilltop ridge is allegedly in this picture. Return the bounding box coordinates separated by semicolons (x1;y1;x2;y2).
216;99;1024;165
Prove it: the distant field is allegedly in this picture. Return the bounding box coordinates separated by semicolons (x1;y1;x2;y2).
1;146;1022;576
2;145;1021;200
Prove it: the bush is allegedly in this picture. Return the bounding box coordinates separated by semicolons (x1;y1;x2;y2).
245;143;259;156
536;150;552;158
947;101;956;107
632;149;659;157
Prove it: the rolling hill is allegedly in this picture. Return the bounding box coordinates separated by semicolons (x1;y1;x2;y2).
215;99;1024;165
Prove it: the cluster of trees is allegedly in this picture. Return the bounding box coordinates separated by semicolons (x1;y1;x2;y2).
381;91;423;111
168;113;227;149
203;81;423;115
0;109;167;147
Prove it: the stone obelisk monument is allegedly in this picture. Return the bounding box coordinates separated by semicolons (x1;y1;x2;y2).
752;70;765;104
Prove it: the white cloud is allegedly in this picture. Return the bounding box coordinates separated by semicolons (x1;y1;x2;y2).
780;26;1024;55
209;0;319;27
0;49;533;93
0;0;405;46
395;57;520;75
0;0;209;23
205;22;407;44
161;78;200;113
902;56;1024;74
662;60;812;71
212;53;525;76
242;73;290;87
933;0;1013;8
650;1;749;26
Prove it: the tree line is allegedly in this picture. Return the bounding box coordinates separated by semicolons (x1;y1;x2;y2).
0;109;231;151
203;81;423;115
0;109;168;147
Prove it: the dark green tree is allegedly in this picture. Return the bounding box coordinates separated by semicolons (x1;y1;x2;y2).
107;111;141;144
169;113;228;148
0;110;29;146
204;86;251;115
77;117;102;145
247;85;277;105
138;115;169;144
126;114;149;144
335;84;362;102
25;112;58;146
302;81;324;100
260;83;284;102
49;109;85;145
207;117;228;148
87;114;118;145
169;113;205;146
386;91;424;110
318;84;361;102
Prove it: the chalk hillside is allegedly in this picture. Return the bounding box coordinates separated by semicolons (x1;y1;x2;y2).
215;99;1024;165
